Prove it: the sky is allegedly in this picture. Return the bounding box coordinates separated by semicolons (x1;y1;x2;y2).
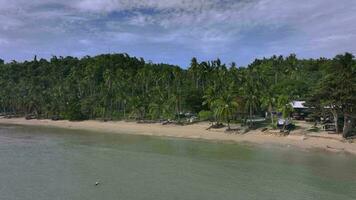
0;0;356;67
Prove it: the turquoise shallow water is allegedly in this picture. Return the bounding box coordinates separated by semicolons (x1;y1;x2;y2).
0;124;356;200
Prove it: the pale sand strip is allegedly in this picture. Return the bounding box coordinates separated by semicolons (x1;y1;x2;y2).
0;118;355;155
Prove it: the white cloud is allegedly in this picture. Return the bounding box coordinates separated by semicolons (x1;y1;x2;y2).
73;0;220;13
78;39;92;45
0;0;355;65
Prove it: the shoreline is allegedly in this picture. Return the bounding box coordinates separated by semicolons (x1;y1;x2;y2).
0;117;355;155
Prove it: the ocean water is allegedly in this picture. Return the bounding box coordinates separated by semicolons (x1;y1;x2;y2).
0;124;355;200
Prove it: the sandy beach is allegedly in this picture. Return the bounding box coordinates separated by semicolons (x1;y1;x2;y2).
0;117;355;155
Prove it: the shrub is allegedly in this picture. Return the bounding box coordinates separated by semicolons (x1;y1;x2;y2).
198;110;213;121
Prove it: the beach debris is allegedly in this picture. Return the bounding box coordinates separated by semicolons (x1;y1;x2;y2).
346;136;356;143
225;128;240;134
346;139;354;143
51;115;63;121
206;123;225;130
326;145;345;151
162;120;172;125
241;128;250;134
25;114;36;120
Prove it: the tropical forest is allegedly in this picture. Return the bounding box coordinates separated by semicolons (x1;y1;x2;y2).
0;53;355;137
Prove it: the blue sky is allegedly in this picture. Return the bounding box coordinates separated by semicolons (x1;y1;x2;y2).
0;0;355;67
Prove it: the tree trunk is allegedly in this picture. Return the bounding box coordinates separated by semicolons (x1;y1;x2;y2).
249;106;253;127
271;112;274;127
123;104;126;119
110;99;113;119
227;113;231;130
342;114;353;138
331;110;340;133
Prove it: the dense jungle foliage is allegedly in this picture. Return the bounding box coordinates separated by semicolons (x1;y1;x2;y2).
0;52;355;137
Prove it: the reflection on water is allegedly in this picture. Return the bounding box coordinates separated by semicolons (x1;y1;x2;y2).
0;124;356;200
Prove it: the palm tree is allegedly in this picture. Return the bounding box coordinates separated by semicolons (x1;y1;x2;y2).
245;92;259;127
203;85;220;124
277;95;293;119
241;71;261;127
211;92;238;129
261;92;276;127
148;103;161;120
277;95;294;130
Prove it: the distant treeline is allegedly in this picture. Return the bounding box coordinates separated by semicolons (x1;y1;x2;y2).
0;53;355;137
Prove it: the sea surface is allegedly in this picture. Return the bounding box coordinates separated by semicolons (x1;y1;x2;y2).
0;124;355;200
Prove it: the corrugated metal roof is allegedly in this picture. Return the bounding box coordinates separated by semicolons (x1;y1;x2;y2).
291;101;307;108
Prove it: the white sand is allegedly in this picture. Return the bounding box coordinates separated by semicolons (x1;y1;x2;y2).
1;117;355;155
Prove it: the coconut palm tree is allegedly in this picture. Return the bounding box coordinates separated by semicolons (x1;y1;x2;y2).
276;95;294;130
241;70;261;127
212;92;238;130
277;95;293;119
203;85;220;124
261;92;276;127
